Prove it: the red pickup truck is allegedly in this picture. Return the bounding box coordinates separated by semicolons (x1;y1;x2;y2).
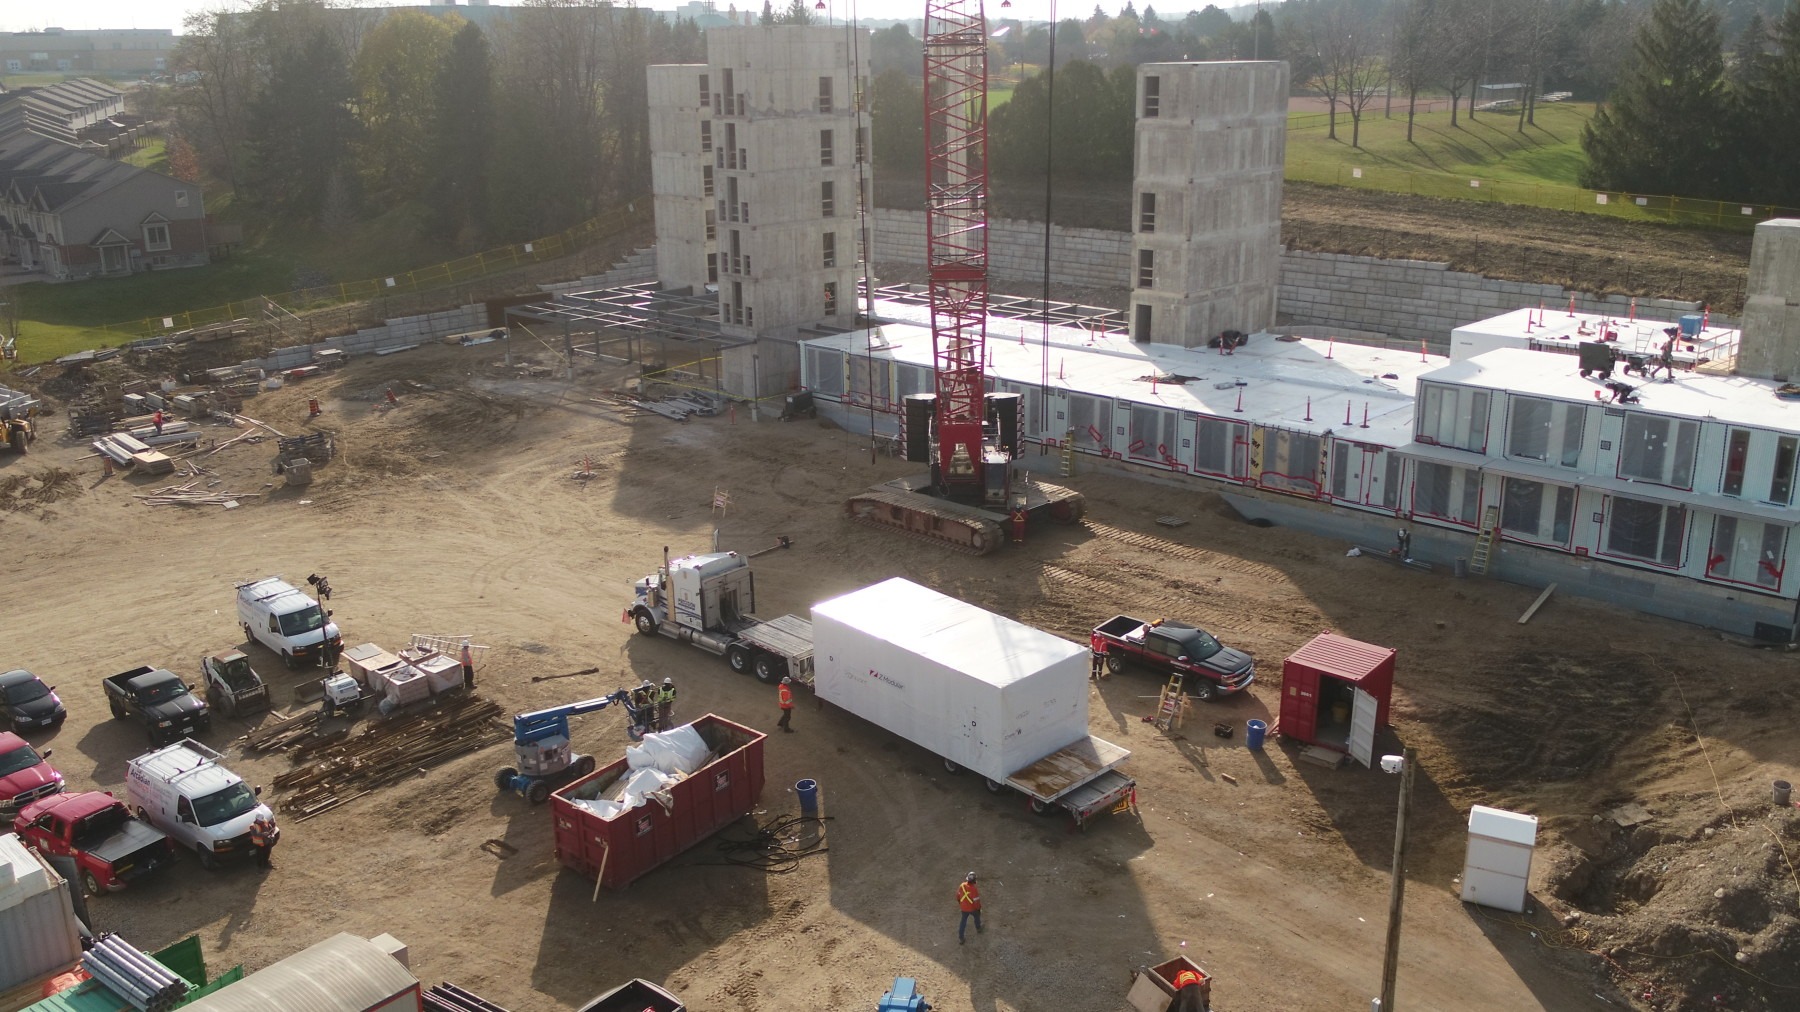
13;791;177;896
0;730;63;818
1090;615;1256;700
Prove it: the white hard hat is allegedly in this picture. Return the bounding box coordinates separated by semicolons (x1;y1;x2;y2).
781;676;792;685
663;677;673;685
966;871;977;882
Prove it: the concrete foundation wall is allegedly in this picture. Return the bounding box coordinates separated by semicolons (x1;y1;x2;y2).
241;304;489;374
1216;487;1797;641
1738;218;1800;381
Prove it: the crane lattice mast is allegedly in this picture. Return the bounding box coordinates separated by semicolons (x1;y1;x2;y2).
923;0;990;500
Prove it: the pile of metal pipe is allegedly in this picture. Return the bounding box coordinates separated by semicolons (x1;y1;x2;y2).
80;934;190;1012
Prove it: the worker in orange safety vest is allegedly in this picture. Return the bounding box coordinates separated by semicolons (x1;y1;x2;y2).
777;677;795;732
957;872;983;944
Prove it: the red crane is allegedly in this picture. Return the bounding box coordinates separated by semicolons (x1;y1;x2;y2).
843;1;1085;554
923;0;993;503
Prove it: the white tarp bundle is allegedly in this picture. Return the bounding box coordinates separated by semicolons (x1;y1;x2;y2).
626;723;709;776
569;724;710;820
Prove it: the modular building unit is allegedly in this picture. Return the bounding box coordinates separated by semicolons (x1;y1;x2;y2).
551;715;766;890
0;833;83;993
1277;632;1395;767
810;578;1094;784
1460;805;1539;914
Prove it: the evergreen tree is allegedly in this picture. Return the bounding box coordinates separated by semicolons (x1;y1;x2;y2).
1759;2;1800;205
245;28;359;221
426;22;495;246
1579;0;1729;199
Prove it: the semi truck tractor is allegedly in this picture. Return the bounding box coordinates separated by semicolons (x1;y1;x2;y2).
627;546;814;685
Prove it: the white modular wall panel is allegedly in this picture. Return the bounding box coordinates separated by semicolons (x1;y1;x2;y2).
811;579;1090;781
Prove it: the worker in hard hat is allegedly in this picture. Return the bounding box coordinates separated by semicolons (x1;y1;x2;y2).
777;677;795;733
249;813;280;869
957;872;982;944
1171;966;1207;1012
657;677;676;731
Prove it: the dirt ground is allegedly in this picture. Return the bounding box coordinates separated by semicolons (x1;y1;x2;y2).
5;343;1798;1012
874;175;1758;314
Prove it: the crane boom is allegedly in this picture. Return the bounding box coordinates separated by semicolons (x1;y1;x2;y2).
513;691;629;745
923;0;990;500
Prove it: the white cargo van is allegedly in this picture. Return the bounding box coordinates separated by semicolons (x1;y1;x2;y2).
126;738;277;869
236;576;341;667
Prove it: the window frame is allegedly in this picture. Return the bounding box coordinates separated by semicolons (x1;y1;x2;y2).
1600;494;1687;569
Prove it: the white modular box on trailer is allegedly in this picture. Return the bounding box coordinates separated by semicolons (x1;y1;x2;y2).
811;578;1092;783
0;832;84;992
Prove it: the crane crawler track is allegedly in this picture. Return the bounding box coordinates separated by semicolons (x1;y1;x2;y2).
844;490;1002;556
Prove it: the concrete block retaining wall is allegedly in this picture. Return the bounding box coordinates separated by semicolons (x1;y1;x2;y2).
864;210;1734;343
538;248;659;295
244;304;487;373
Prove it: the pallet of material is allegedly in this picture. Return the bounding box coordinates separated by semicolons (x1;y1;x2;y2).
131;450;175;475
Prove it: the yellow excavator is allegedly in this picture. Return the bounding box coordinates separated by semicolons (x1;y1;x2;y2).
2;407;33;455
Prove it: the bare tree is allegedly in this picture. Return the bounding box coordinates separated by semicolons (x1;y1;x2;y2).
1391;0;1438;142
1293;2;1358;141
172;8;263;190
1343;34;1389;149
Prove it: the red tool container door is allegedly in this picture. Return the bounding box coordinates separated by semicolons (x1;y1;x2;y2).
1278;661;1319;745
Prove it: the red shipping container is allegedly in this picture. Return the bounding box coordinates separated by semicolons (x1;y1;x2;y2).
1277;633;1395;766
551;714;766;890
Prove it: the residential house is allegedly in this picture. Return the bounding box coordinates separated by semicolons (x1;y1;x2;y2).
0;130;206;279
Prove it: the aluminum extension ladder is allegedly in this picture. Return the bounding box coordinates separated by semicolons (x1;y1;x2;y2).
1059;429;1076;478
1154;672;1188;732
1469;504;1501;575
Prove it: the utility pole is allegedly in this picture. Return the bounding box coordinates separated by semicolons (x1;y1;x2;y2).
1377;746;1417;1010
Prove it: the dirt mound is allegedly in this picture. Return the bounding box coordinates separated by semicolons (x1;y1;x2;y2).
1542;805;1800;1010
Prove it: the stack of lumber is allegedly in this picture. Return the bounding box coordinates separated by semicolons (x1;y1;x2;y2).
269;694;508;820
237;709;333;753
92;431;174;474
132;478;262;507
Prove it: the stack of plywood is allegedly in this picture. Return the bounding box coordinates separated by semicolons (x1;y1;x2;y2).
404;651;464;695
343;643;403;689
384;666;431;707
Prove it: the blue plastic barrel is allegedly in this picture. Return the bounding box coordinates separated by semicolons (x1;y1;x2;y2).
796;778;820;817
1679;314;1702;337
1245;719;1269;751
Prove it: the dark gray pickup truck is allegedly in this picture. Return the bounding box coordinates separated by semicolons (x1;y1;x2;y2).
1090;615;1256;700
102;666;211;745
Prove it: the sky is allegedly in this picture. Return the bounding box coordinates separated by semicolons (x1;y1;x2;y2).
0;0;1239;35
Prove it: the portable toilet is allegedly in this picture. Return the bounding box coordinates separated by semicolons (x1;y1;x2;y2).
1460;805;1539;913
1276;632;1395;767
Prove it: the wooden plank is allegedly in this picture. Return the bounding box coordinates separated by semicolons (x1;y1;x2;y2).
1517;583;1558;625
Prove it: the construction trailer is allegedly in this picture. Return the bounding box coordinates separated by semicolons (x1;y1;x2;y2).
1276;632;1396;767
174;933;418;1012
551;715;766;890
0;834;84;995
811;578;1136;825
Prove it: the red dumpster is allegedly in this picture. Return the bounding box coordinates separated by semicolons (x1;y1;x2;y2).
551;713;766;890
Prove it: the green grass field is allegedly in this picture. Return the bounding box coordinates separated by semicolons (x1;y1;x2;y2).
1287;100;1594;185
121;136;169;174
6;202;452;363
1283;100;1789;226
